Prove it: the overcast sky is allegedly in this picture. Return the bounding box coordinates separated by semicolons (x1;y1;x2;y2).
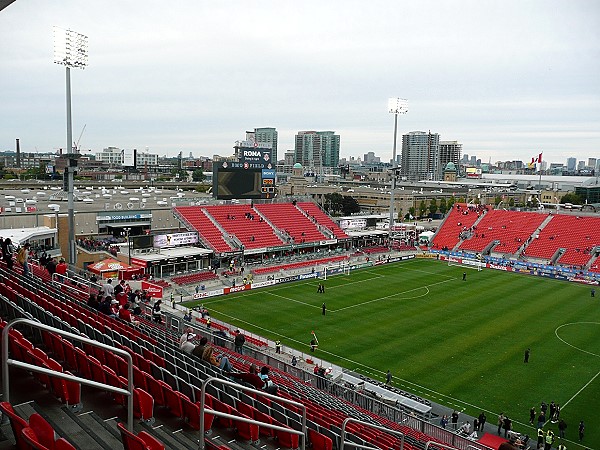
1;0;599;165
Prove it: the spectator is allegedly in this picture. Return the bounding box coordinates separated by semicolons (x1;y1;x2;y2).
118;303;139;326
1;238;14;270
56;259;68;282
152;300;163;323
102;278;115;298
45;257;57;278
98;297;117;318
191;336;208;358
201;346;233;372
114;280;126;296
183;310;193;322
234;330;245;354
258;366;278;394
87;294;99;310
179;327;196;354
17;243;30;276
227;364;264;390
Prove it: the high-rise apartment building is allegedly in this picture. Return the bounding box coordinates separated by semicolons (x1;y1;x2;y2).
253;127;278;161
294;131;340;170
400;131;440;181
566;157;576;171
363;151;380;164
439;141;462;174
588;158;597;169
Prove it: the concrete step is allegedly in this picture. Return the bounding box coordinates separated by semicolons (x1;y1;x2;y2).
68;409;124;450
141;423;196;450
30;402;107;450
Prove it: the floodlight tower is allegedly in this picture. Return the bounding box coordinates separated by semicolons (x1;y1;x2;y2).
387;98;408;242
53;27;88;265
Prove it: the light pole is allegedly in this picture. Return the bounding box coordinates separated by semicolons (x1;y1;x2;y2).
387;98;408;243
123;227;132;265
54;27;88;265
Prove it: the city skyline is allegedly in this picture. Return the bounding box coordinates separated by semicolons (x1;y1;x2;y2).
0;1;598;164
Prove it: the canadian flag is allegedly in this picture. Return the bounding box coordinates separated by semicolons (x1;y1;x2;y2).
537;153;543;163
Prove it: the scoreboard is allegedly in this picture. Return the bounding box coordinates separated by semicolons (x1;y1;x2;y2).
213;165;277;200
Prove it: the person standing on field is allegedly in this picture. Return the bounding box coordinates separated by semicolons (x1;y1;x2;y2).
478;412;486;431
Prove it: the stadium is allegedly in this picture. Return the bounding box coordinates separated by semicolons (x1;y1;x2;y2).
1;188;598;450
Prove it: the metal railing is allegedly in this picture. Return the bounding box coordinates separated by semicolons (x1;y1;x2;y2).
50;272;102;297
1;317;135;432
198;376;306;450
340;417;405;450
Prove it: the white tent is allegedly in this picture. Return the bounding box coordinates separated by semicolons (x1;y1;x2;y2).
418;230;435;243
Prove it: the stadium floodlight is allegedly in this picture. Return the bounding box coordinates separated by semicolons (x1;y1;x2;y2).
53;27;88;265
388;98;408;241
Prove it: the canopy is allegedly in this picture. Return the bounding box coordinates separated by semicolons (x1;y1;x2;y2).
88;258;144;280
419;231;435;243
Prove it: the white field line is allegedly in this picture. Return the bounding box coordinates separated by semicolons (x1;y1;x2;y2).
554;322;600;411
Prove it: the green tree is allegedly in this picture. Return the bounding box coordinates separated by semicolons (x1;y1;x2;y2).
447;196;455;210
495;196;502;206
408;207;416;219
191;169;205;182
324;193;344;215
341;195;360;216
419;200;427;218
439;198;447;215
429;198;438;217
560;193;582;204
508;197;515;207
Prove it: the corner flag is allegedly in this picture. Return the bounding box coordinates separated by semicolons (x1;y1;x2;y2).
311;330;319;345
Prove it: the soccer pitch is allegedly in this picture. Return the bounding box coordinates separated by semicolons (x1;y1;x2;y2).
186;259;600;447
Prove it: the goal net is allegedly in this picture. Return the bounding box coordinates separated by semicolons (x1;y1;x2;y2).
447;259;484;271
319;264;351;280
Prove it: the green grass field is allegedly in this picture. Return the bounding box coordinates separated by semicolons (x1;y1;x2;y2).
184;258;600;448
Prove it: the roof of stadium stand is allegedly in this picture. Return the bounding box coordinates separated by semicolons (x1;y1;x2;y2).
0;0;16;12
130;246;213;262
0;226;57;245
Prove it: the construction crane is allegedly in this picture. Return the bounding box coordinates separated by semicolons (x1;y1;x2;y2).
74;124;86;152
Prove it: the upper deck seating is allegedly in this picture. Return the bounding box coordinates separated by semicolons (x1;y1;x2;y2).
525;214;599;266
174;206;233;253
255;203;327;244
296;202;349;239
459;210;546;254
430;203;487;251
204;205;284;250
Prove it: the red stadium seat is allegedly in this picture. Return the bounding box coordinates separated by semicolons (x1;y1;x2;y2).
118;422;165;450
0;402;29;450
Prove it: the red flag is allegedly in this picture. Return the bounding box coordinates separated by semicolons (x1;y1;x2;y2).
538;153;543;163
531;157;535;164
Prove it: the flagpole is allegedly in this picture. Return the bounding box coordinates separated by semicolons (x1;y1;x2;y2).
538;153;543;200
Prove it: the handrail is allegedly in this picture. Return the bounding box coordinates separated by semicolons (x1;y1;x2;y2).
198;376;306;450
340;417;404;450
51;272;102;296
1;318;135;432
425;440;462;450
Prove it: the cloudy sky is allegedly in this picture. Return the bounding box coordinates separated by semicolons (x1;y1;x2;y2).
1;0;599;165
